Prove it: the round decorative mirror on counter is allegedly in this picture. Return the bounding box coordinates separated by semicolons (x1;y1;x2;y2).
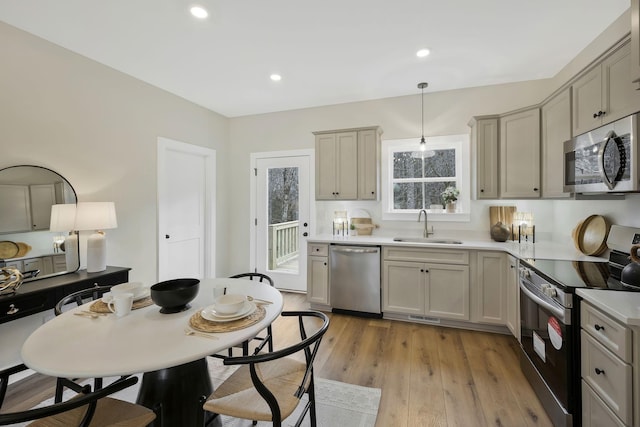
0;165;79;281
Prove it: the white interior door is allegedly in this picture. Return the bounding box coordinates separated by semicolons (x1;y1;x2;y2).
157;138;216;281
252;152;312;292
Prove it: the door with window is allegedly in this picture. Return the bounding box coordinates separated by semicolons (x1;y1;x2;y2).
252;152;311;292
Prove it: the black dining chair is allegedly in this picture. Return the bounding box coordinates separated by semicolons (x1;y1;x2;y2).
0;363;155;426
203;311;329;427
215;272;275;358
53;284;114;403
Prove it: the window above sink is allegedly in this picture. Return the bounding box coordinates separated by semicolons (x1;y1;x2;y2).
380;134;470;222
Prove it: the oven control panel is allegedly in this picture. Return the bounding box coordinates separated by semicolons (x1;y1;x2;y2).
519;266;573;308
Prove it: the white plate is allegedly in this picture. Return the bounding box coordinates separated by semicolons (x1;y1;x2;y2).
201;301;256;322
101;289;149;303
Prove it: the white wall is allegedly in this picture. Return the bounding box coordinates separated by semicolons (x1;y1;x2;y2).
0;22;231;284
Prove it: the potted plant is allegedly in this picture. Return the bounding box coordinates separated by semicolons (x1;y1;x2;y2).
441;186;459;213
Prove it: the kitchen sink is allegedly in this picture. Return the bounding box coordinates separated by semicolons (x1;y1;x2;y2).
393;237;463;244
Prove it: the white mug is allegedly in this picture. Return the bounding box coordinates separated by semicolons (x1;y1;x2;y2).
108;292;134;317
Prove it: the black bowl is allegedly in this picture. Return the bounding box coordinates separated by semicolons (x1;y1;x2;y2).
150;278;200;314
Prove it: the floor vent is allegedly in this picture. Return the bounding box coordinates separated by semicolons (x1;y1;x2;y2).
408;315;441;324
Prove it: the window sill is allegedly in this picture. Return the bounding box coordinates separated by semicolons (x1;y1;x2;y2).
382;211;470;222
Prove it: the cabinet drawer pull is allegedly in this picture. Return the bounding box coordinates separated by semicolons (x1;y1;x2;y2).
594;324;604;331
7;304;19;315
594;368;605;375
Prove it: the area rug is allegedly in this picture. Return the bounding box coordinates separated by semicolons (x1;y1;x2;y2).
22;358;381;427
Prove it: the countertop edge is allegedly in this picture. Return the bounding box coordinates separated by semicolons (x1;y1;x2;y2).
576;289;640;326
306;235;605;262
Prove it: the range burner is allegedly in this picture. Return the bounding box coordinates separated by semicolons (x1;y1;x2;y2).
521;224;640;292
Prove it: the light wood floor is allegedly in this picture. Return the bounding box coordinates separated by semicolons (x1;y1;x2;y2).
3;292;553;426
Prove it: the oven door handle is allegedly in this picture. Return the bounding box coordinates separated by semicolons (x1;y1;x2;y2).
519;281;566;322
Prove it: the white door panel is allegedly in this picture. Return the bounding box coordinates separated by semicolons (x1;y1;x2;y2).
158;138;216;282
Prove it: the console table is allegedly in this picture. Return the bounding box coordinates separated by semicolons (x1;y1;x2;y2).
0;266;130;325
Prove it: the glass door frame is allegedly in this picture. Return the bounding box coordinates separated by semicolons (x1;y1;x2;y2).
249;149;315;291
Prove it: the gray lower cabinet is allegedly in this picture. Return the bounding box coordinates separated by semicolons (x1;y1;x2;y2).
580;301;634;426
306;244;329;306
382;247;469;321
473;251;507;325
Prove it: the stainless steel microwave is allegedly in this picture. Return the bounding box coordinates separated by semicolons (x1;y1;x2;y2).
563;113;639;193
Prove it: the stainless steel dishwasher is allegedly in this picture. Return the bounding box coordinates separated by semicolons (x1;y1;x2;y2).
329;244;381;317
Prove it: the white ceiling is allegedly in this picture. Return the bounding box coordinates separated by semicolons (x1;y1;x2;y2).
0;1;630;118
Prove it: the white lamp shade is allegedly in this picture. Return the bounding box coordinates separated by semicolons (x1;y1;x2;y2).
49;204;77;232
75;202;118;231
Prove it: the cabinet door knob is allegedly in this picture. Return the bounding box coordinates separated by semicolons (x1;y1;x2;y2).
533;188;539;191
303;232;308;237
480;189;484;193
323;262;327;266
425;269;429;273
594;368;605;375
420;269;424;273
303;222;308;227
165;234;170;239
594;324;604;331
371;191;375;195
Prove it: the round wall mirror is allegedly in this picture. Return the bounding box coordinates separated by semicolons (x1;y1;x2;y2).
0;165;79;281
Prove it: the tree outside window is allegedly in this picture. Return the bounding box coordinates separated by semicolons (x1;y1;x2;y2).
381;134;470;221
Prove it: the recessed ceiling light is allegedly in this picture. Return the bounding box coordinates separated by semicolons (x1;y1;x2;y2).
416;48;430;58
190;6;209;19
270;74;282;82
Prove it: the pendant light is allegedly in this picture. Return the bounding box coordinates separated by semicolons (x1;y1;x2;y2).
418;82;428;151
416;82;435;158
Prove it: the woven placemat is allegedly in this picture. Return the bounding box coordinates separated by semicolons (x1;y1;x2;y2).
189;305;266;333
89;297;154;313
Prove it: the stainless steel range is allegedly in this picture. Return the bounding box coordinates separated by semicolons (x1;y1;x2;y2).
518;225;640;427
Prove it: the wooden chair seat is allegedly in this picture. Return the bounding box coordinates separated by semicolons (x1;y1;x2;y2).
204;357;306;421
203;311;329;427
0;366;155;427
27;396;156;427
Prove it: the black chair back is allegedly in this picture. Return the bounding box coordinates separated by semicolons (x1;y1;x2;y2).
0;364;139;426
54;284;113;316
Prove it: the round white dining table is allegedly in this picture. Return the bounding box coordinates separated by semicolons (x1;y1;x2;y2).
21;277;284;427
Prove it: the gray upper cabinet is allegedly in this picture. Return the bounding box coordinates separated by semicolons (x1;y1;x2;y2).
572;43;640;136
314;126;381;200
499;108;541;199
631;0;640;86
469;116;499;199
541;88;571;199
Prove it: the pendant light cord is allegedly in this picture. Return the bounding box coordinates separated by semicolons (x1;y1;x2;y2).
418;82;428;144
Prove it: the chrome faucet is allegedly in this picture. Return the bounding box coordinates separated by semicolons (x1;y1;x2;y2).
418;209;434;237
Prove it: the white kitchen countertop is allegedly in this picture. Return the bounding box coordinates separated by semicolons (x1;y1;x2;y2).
307;234;606;262
577;289;640;327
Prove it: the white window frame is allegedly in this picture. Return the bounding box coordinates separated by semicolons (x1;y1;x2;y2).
381;134;470;222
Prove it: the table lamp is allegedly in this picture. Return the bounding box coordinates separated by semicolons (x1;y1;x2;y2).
49;204;79;271
74;202;118;273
